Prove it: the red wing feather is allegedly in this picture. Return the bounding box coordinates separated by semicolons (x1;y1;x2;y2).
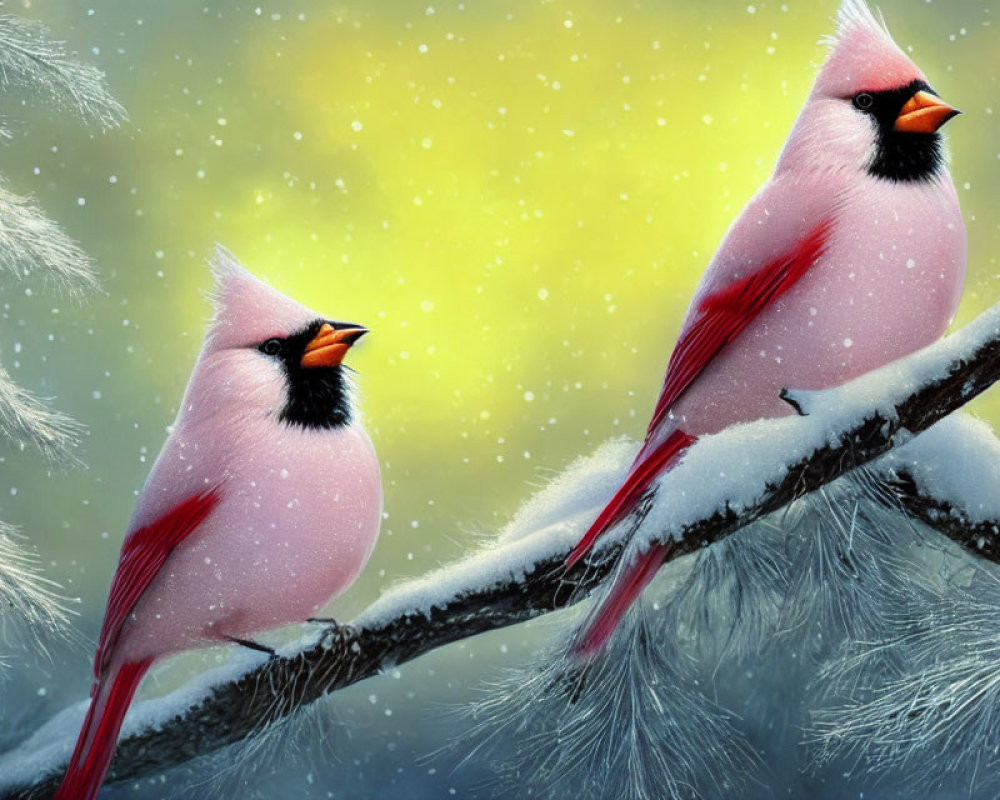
646;219;833;437
94;488;220;677
566;219;832;567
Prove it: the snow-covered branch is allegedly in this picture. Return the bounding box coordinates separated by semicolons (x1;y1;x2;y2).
883;469;1000;560
5;302;1000;797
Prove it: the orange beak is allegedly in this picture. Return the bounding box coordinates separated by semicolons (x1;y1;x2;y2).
300;322;368;369
894;90;960;134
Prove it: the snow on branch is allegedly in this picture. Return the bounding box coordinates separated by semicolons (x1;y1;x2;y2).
872;411;1000;562
5;303;1000;797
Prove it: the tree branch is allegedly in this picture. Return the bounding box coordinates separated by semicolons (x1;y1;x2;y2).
882;470;1000;560
5;302;1000;798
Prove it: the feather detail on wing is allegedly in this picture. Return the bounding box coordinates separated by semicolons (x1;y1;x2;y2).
565;218;833;569
94;488;221;677
645;218;833;437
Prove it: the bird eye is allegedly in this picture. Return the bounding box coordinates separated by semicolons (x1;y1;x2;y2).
259;338;283;356
853;92;874;111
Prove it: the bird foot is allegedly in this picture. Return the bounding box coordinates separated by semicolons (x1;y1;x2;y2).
316;622;360;652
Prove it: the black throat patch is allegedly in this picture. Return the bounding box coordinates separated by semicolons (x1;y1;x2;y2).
281;360;353;430
260;321;354;430
860;80;945;183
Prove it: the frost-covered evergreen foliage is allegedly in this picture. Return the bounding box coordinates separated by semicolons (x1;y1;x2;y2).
0;522;73;665
0;16;125;132
464;608;754;800
0;14;124;656
0;183;98;295
812;578;1000;795
462;461;994;800
0;361;82;465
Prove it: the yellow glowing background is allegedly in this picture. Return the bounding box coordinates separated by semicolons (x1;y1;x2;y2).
2;0;997;633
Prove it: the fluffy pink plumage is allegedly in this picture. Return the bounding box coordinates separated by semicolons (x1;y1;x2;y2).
571;0;966;658
55;248;382;799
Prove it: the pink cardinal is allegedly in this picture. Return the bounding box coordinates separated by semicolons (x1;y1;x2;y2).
54;249;382;799
567;0;966;658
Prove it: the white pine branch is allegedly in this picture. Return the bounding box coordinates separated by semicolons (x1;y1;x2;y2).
0;523;74;656
0;12;124;689
0;184;98;296
0;361;83;466
0;16;126;131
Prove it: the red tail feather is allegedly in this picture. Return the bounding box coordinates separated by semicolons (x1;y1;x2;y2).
574;543;670;658
566;220;833;655
54;659;153;800
565;429;696;568
567;429;696;659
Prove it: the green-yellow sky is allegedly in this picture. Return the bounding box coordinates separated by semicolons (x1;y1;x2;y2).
1;0;997;628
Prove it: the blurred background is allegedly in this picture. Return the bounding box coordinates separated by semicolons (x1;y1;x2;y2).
0;0;996;796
